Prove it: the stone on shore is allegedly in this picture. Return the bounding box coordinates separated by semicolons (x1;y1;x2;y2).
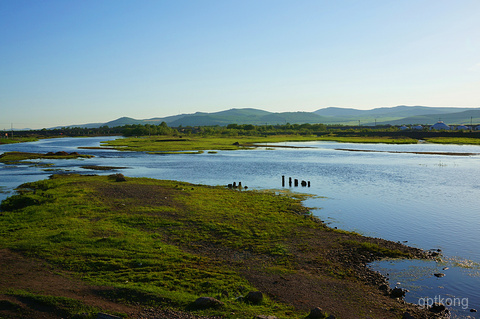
191;296;224;309
244;291;263;304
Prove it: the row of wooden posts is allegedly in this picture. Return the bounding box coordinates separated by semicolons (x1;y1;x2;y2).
227;182;247;189
282;175;310;187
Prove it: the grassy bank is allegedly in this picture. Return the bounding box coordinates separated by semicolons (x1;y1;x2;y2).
99;135;421;153
0;137;39;145
424;137;480;145
316;135;418;144
98;135;322;153
0;151;94;165
0;174;435;318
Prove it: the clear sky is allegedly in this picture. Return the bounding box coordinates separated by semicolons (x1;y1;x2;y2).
1;0;479;129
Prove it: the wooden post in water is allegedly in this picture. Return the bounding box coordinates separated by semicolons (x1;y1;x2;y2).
308;181;311;187
294;179;299;187
282;175;285;187
289;177;292;187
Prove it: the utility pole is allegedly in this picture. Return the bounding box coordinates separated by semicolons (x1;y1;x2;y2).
11;123;13;138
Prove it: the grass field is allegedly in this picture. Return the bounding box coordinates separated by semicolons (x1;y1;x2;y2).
0;137;38;145
424;137;480;145
99;135;422;153
0;174;433;318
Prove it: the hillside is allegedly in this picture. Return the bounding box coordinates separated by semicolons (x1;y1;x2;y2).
60;106;480;129
375;109;480;126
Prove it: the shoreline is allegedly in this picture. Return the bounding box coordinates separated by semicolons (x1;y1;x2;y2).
0;174;447;318
336;148;480;156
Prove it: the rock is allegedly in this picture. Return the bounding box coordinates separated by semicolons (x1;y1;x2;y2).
471;308;477;312
308;307;326;319
114;173;126;182
379;284;390;292
96;313;122;319
434;273;445;278
191;296;224;309
429;302;446;313
254;316;278;319
402;312;416;319
390;287;407;299
245;291;263;304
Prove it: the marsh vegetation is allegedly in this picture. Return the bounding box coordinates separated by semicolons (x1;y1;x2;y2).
0;174;434;318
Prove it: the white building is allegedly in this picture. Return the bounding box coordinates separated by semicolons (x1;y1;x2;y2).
430;121;450;130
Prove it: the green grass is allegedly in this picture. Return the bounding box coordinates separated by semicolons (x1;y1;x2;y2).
0;151;94;164
101;135;420;153
5;289;103;318
101;135;324;152
0;174;425;318
341;240;409;258
0;137;39;145
316;135;418;144
0;174;311;318
424;137;480;145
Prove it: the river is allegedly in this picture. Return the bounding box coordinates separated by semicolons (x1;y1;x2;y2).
1;136;479;318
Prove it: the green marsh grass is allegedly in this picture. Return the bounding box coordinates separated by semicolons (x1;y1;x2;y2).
0;174;310;318
0;174;425;318
424;137;480;145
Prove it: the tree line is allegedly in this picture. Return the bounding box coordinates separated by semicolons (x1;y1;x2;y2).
6;122;480;139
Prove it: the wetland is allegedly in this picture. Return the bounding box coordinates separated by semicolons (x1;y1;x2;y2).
1;136;480;318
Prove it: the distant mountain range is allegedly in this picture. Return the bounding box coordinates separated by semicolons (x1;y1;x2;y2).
59;106;480;129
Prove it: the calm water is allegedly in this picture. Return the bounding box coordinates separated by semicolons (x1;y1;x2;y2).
1;137;479;318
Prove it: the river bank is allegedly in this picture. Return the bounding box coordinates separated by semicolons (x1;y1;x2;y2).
0;174;446;319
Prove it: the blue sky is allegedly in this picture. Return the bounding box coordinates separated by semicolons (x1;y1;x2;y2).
1;0;479;129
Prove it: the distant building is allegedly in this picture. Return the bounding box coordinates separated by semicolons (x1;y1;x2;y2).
456;125;469;130
399;125;408;130
475;125;480;131
430;121;450;130
412;125;423;130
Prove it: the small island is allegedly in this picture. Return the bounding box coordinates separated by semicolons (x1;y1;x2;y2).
0;151;94;164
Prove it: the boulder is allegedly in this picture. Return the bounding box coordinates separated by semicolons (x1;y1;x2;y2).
115;173;126;182
245;291;263;304
390;287;407;299
191;296;224;309
379;284;390;293
429;302;446;313
402;312;416;319
308;307;327;318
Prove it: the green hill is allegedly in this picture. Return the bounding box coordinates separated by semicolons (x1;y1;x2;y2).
60;106;480;129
